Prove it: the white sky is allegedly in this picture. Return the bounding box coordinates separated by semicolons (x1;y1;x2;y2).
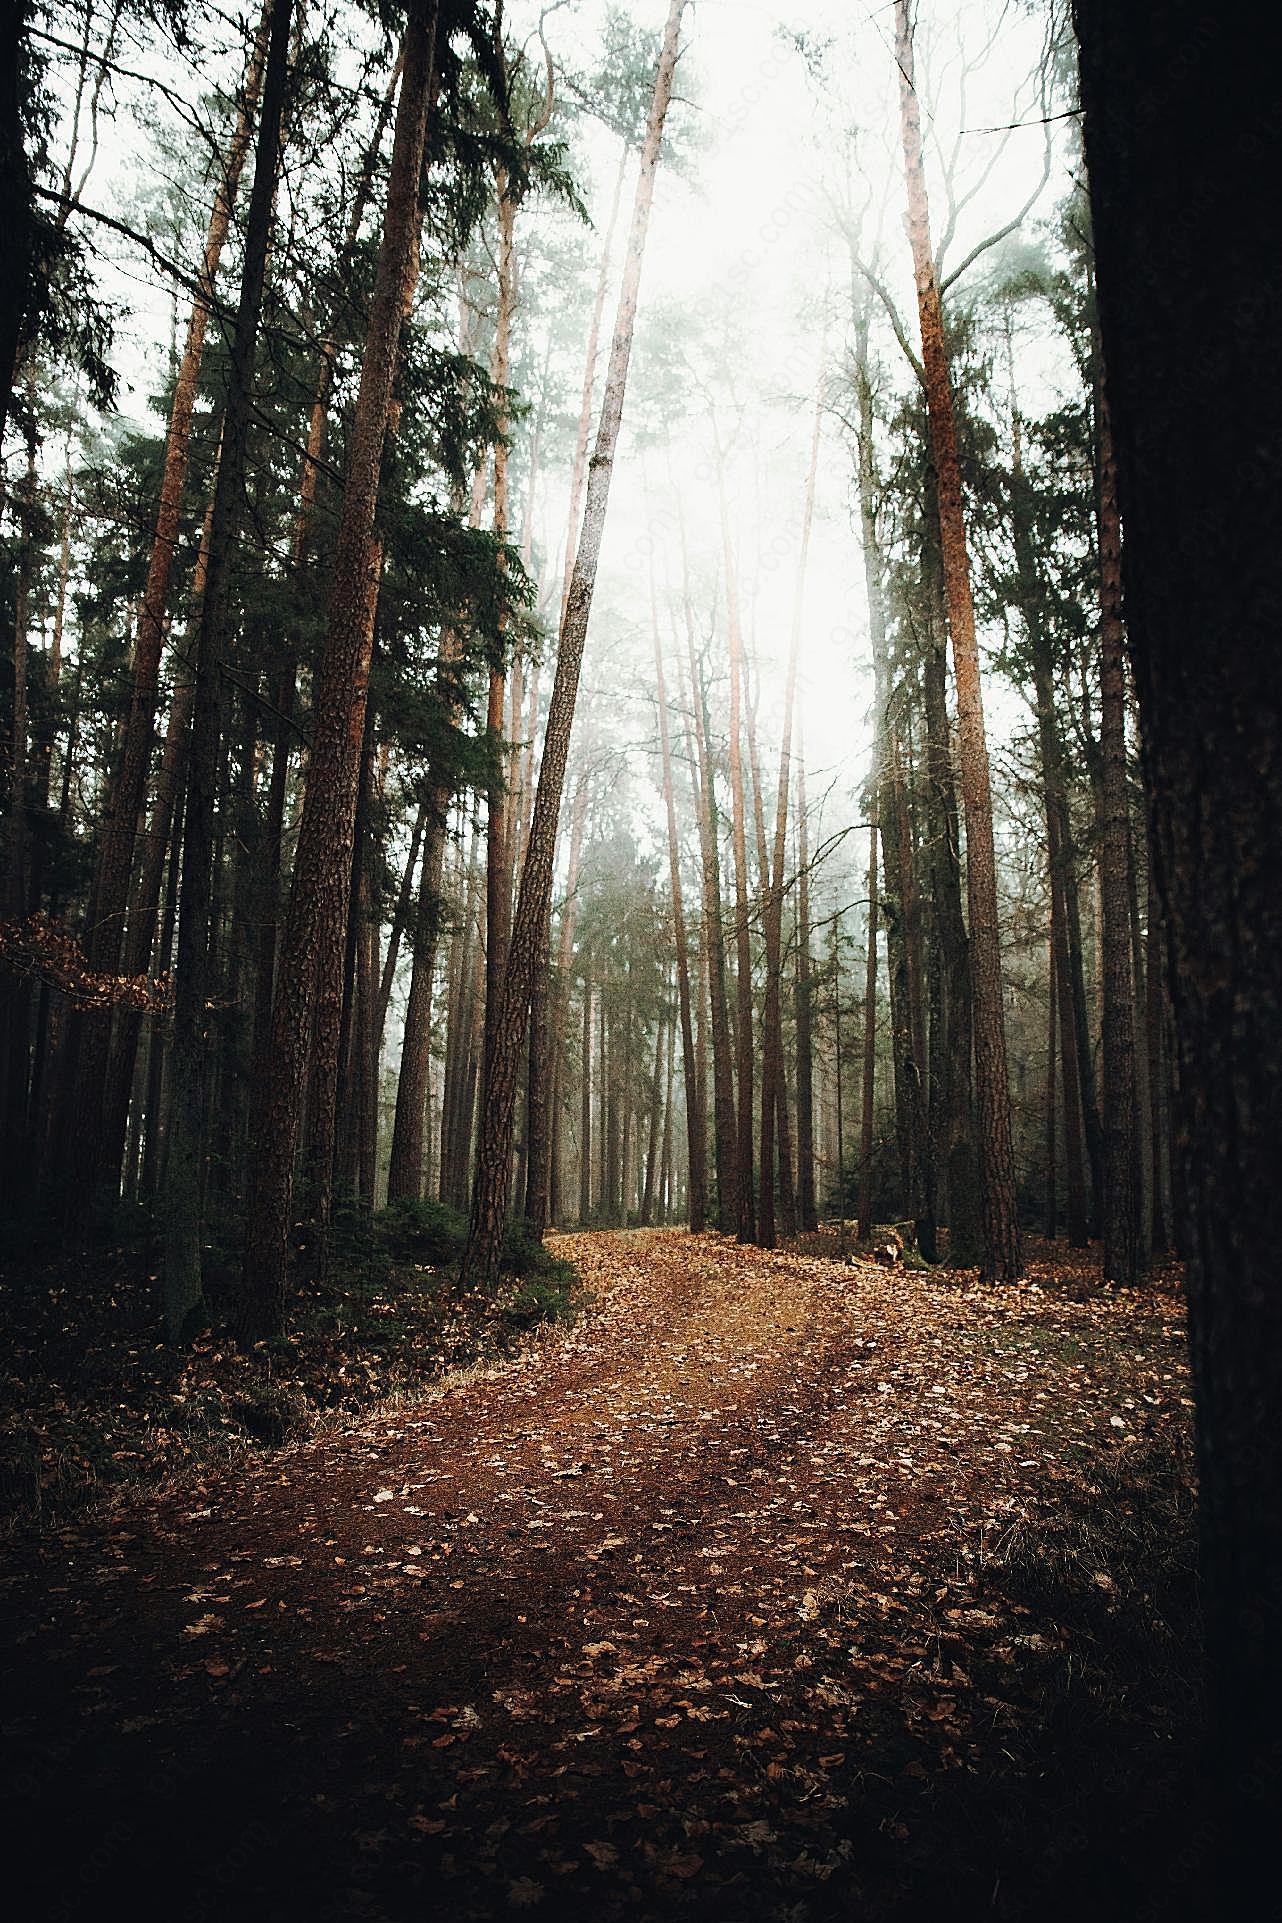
532;0;1068;903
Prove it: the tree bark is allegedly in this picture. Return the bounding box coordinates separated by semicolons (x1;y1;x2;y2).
1045;929;1057;1240
0;0;37;455
681;633;738;1230
61;11;272;1210
578;973;593;1223
794;741;818;1230
458;0;688;1291
1126;773;1154;1271
1095;370;1141;1285
639;1016;663;1226
480;166;518;1118
162;0;293;1340
1075;0;1282;1886
756;378;820;1248
545;764;590;1225
386;791;448;1202
84;0;271;985
919;485;982;1265
653;615;706;1230
522;901;553;1236
857;821;879;1244
241;2;439;1334
894;0;1021;1279
1145;854;1170;1253
659;1008;675;1222
718;453;756;1245
1008;405;1090;1246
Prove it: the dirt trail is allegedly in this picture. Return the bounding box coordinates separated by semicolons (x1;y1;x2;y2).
1;1230;1194;1922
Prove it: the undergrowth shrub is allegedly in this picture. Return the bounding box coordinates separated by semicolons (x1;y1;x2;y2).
498;1225;579;1330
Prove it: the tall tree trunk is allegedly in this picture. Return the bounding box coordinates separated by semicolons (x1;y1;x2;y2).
1005;390;1090;1248
252;61;399;1137
440;818;482;1208
1034;685;1090;1249
162;0;293;1340
653;618;705;1230
386;794;447;1202
659;1009;675;1223
851;316;930;1251
884;717;931;1243
794;740;818;1230
1145;855;1170;1253
241;2;439;1334
82;0;271;989
1;415;36;1206
919;484;981;1265
578;973;593;1223
1075;0;1282;1889
718;454;756;1244
857;819;879;1243
1095;371;1141;1285
1126;777;1154;1271
639;1016;663;1226
831;917;846;1224
480;168;517;1115
375;798;428;1043
681;634;738;1230
546;764;590;1225
0;0;37;455
757;379;820;1247
141;812;181;1201
556;144;627;627
1045;930;1058;1240
387;464;484;1203
522;905;553;1236
894;0;1021;1279
458;0;688;1290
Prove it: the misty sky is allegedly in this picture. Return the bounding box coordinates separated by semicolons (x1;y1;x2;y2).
47;0;1073;913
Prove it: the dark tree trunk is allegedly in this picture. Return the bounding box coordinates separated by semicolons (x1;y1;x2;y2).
386;792;448;1202
375;799;428;1044
241;2;439;1334
721;503;756;1245
857;820;879;1244
0;0;37;454
1045;932;1057;1241
653;615;706;1229
895;0;1021;1280
1075;0;1282;1889
919;587;980;1265
68;5;272;1205
881;719;931;1247
163;0;294;1340
639;1017;663;1226
578;975;592;1223
1126;775;1154;1271
852;317;932;1254
1010;422;1091;1246
794;745;818;1230
522;905;553;1237
1145;856;1170;1253
545;766;590;1226
1095;373;1141;1285
682;637;738;1230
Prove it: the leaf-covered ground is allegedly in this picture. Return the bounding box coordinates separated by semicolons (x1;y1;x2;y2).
1;1230;1202;1920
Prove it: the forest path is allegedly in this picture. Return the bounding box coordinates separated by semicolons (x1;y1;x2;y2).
3;1230;1192;1922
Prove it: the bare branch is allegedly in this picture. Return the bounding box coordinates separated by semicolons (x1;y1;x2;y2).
940;119;1054;295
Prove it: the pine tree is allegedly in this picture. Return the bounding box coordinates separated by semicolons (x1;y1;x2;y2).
893;0;1021;1279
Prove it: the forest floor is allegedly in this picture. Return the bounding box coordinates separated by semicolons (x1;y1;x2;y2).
1;1229;1203;1922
